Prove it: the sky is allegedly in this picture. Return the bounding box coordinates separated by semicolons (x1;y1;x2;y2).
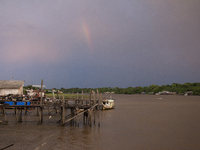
1;0;200;89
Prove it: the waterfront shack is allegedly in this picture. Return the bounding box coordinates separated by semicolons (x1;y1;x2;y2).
0;80;25;96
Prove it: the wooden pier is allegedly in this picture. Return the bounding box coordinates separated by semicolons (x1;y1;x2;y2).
0;90;103;127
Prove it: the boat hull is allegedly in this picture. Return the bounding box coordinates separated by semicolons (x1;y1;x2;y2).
102;99;115;110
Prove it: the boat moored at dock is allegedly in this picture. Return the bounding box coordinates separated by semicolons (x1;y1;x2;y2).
102;99;115;110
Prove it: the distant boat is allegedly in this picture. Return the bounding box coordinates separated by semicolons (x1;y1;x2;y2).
102;99;115;110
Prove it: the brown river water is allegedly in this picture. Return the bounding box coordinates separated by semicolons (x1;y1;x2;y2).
0;94;200;150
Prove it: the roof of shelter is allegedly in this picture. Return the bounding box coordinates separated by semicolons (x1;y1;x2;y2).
0;80;25;89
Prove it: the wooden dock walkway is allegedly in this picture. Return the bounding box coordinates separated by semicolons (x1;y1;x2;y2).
0;93;103;126
0;79;103;126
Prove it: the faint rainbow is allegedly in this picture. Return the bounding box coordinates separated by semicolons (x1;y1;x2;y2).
82;20;93;52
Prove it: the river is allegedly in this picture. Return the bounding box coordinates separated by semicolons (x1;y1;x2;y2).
1;94;200;150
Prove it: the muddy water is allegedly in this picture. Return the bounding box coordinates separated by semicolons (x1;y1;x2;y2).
1;94;200;150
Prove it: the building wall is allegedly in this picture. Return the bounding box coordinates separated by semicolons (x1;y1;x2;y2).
0;86;23;96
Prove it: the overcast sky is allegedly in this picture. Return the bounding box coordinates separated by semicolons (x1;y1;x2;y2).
1;0;200;88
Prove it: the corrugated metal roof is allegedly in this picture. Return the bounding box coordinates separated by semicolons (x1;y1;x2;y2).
0;80;24;89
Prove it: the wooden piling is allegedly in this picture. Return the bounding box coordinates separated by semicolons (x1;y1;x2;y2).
61;95;65;124
83;109;87;124
48;105;50;115
77;108;79;127
40;107;43;123
100;93;103;110
89;109;92;127
52;88;55;100
19;108;22;122
93;90;96;106
81;90;83;105
37;107;39;116
3;107;5;115
98;91;101;127
54;106;57;113
24;107;27;115
15;108;18;122
14;107;17;114
57;90;59;99
70;108;74;125
89;89;92;106
5;112;7;122
93;109;95;125
40;79;43;105
39;79;44;123
59;91;60;100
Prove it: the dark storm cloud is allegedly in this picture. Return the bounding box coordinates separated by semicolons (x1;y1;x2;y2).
0;0;200;88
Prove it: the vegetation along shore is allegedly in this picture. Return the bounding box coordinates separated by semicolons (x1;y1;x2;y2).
23;82;200;96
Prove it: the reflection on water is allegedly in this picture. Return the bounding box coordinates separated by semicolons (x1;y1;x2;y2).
1;95;200;150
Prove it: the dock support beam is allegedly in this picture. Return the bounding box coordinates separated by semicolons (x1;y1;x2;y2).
89;89;92;106
61;95;65;124
37;107;39;116
19;108;22;122
70;108;74;125
40;107;43;123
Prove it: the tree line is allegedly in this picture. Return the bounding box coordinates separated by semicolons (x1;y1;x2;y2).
24;82;200;96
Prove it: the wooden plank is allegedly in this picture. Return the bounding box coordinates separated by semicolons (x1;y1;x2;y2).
40;79;43;105
64;104;98;124
0;144;14;150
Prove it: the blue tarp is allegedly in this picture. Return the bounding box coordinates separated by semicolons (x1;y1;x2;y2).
5;101;14;105
16;102;25;105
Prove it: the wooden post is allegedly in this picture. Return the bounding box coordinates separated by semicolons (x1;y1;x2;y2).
37;107;39;116
25;102;27;115
19;108;22;122
52;88;55;100
83;109;87;124
40;79;43;123
40;79;43;105
89;89;92;106
74;107;77;126
97;89;99;106
54;106;57;113
93;107;95;125
66;99;68;105
59;90;60;100
40;106;43;123
100;93;103;110
61;95;65;124
98;92;100;127
89;109;92;127
3;107;5;115
5;112;7;123
94;90;96;106
24;107;27;115
70;108;74;125
14;107;17;114
15;108;18;122
77;108;79;127
81;90;83;105
61;107;63;123
48;105;50;115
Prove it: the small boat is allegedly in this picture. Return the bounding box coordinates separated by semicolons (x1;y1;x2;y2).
102;99;115;110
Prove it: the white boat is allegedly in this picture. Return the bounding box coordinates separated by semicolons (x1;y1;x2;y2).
102;99;115;110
